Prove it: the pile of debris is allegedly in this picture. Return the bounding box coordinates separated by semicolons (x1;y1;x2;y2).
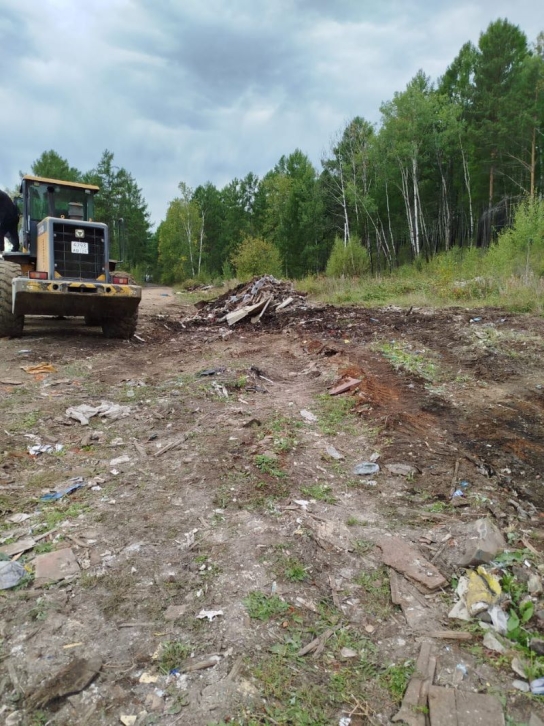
182;276;311;327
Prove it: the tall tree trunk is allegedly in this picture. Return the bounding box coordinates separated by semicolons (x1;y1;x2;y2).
459;135;474;241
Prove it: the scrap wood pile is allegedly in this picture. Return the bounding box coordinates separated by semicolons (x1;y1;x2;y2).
182;275;311;327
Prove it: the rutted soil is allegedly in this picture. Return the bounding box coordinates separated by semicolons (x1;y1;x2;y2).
1;286;544;725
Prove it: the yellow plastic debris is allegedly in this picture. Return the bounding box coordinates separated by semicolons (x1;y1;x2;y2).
465;567;501;616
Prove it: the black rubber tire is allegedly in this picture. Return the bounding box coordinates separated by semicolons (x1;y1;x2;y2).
0;261;24;338
84;315;103;326
102;310;138;339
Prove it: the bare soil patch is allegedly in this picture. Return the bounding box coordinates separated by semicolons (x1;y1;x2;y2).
1;285;544;725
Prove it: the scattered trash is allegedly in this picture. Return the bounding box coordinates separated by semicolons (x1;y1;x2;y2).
530;677;544;695
184;655;221;672
455;663;468;679
110;454;131;467
66;400;132;425
211;381;229;398
198;367;225;377
340;647;358;659
0;537;36;557
448;567;503;628
139;673;159;684
21;363;57;375
40;478;85;501
512;657;528;679
324;445;344;460
0;559;26;589
196;609;224;621
184;276;308;327
6;513;32;524
385;463;418;477
354;462;380;476
300;409;317;423
26;656;102;709
120;717;137;726
470;317;482;323
28;443;64;456
329;377;361;396
483;631;506;653
34;547;80;586
339;718;352;726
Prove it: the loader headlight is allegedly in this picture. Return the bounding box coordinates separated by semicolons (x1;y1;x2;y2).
75;229;85;239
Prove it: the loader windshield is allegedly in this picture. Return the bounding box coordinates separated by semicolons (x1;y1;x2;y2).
28;182;95;222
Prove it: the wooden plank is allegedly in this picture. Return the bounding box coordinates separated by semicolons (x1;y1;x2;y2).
392;642;435;726
428;685;457;726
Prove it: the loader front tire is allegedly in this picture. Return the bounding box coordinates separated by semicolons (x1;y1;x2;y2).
101;311;138;339
0;261;24;338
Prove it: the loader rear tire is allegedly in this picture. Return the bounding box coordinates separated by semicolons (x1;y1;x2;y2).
102;310;138;339
0;261;24;338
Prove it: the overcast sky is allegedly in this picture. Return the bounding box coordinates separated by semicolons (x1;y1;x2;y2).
1;0;542;226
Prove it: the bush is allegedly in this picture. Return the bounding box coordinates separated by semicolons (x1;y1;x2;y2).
486;197;544;279
325;237;370;277
231;237;283;280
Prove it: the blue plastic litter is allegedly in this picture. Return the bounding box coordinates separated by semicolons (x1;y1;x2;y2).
530;677;544;695
353;462;380;476
169;668;180;676
460;480;470;488
41;479;85;502
452;489;464;498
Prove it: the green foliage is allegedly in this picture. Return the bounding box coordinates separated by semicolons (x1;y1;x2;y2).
486;197;544;278
325;237;370;277
231;236;283;279
244;591;290;621
31;150;82;182
158;640;191;674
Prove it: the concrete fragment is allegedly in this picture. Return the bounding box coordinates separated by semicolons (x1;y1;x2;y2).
428;686;505;725
389;569;440;632
34;548;80;586
378;536;447;591
451;518;506;567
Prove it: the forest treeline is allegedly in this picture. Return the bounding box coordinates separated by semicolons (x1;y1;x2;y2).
25;19;544;283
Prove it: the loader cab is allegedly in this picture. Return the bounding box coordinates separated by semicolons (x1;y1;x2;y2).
20;175;99;253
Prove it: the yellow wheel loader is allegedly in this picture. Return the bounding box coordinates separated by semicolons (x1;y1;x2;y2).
0;175;141;338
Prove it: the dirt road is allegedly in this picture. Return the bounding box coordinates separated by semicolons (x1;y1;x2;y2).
1;286;544;724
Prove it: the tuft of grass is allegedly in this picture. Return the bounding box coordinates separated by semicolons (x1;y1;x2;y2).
158;640;191;674
244;591;290;621
283;558;308;582
300;483;336;503
376;341;440;382
315;394;356;436
254;454;286;478
380;661;415;703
